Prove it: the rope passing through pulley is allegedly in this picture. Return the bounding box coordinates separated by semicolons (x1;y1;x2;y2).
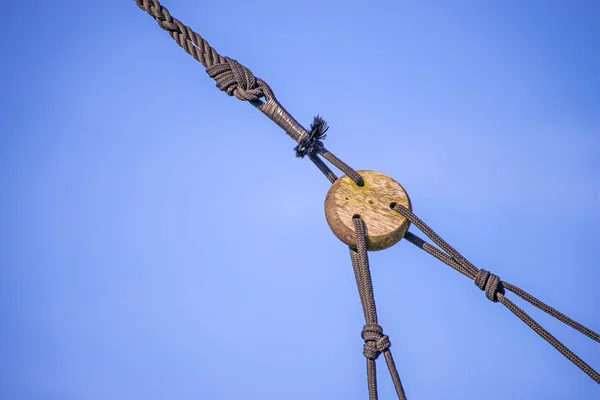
134;0;600;397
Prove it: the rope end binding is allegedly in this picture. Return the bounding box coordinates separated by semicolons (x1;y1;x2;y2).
294;115;328;158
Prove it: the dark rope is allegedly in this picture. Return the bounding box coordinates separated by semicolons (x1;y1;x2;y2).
309;154;337;183
502;281;600;343
320;148;364;186
206;57;265;101
135;0;266;101
350;216;407;400
135;0;363;186
135;0;223;67
295;116;328;158
135;0;598;391
404;232;473;279
392;203;600;384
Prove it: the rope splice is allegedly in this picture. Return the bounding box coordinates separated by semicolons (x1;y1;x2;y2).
134;1;600;396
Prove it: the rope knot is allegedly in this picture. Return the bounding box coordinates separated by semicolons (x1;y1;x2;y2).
294;116;328;158
361;324;391;360
206;57;264;101
474;269;504;302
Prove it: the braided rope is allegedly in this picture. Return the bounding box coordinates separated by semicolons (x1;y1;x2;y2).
134;0;599;394
135;0;265;101
350;217;407;399
135;0;365;186
135;0;224;68
394;204;600;384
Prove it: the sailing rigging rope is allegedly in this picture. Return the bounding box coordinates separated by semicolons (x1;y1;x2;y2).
351;216;407;400
133;0;363;186
134;0;600;396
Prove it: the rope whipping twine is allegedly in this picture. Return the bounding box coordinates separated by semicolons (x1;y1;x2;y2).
134;1;600;396
133;0;363;186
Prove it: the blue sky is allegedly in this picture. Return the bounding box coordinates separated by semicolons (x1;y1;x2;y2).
1;0;599;399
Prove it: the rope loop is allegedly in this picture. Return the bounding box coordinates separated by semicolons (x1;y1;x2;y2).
362;323;391;360
206;57;265;101
474;269;504;302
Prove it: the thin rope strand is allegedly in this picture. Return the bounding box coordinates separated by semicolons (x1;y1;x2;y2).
350;217;408;399
395;205;600;384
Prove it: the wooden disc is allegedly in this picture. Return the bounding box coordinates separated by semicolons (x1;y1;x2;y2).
324;170;412;251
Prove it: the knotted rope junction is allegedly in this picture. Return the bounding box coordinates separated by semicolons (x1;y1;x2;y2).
134;1;600;397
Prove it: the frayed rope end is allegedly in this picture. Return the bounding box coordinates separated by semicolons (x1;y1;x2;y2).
294;115;329;158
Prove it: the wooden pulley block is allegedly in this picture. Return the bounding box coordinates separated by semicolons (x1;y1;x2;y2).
324;170;412;251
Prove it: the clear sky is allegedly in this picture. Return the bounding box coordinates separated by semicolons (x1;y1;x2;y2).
1;0;599;399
